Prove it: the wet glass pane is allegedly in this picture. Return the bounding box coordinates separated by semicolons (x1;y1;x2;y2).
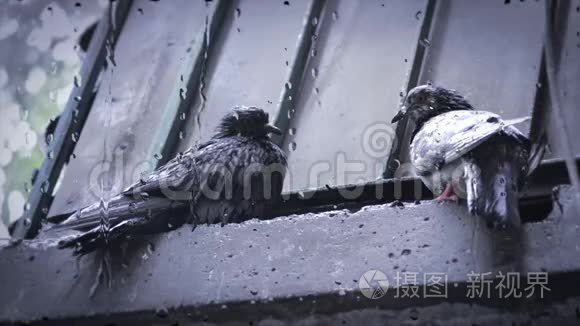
0;0;103;238
48;0;214;217
284;0;426;191
179;0;310;149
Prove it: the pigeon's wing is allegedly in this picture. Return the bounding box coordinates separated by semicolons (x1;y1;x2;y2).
120;144;212;198
410;110;529;175
49;141;218;230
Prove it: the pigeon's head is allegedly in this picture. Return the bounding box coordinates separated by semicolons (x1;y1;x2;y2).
392;85;473;123
216;106;281;139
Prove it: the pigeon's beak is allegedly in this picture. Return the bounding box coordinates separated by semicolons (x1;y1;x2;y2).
391;106;407;123
265;124;282;135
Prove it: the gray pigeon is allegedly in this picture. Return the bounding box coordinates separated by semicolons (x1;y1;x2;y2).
52;107;287;255
392;85;544;227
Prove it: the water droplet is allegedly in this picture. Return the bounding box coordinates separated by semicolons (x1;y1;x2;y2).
178;131;184;139
70;153;76;160
287;109;295;119
155;307;168;318
536;82;542;88
499;177;505;184
40;181;50;193
311;67;318;78
298;191;305;199
140;192;150;200
24;218;31;226
71;132;79;142
289;142;297;151
47;151;54;159
236;7;241;17
314;87;320;95
289;128;296;136
46;133;54;144
42;207;49;214
311;48;317;57
147;243;155;254
137;7;144;14
287;95;293;101
401;249;411;256
129;202;137;213
388;252;394;258
312;17;318;26
179;112;186;120
179;88;186;100
74;96;82;102
415;10;422;20
419;38;431;48
332;11;338;21
285;82;292;90
74;75;81;88
154;153;163;160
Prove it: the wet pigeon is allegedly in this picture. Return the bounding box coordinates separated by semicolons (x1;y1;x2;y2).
52;107;287;255
392;85;544;227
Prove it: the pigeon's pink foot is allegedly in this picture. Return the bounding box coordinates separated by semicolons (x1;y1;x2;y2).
435;183;458;203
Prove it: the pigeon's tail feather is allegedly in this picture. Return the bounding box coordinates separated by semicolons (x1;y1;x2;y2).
58;217;148;256
467;137;524;227
479;162;521;227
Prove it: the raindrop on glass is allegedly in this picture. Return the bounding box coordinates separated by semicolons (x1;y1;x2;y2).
40;181;50;193
289;142;297;151
179;88;186;100
415;10;422;20
314;87;320;95
129;202;137;213
312;17;318;26
287;109;295;119
289;128;296;136
332;11;338;21
74;75;81;88
419;38;431;48
311;67;318;78
47;151;54;159
178;131;184;139
46;133;54;144
298;191;305;199
236;7;241;17
179;112;186;120
285;82;292;90
70;153;76;160
71;132;79;142
154;153;163;160
311;49;318;57
74;96;82;102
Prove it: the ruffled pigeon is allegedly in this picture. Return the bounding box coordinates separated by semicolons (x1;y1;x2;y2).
392;85;544;227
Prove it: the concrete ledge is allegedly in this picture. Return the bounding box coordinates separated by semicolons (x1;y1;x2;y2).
1;186;579;324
